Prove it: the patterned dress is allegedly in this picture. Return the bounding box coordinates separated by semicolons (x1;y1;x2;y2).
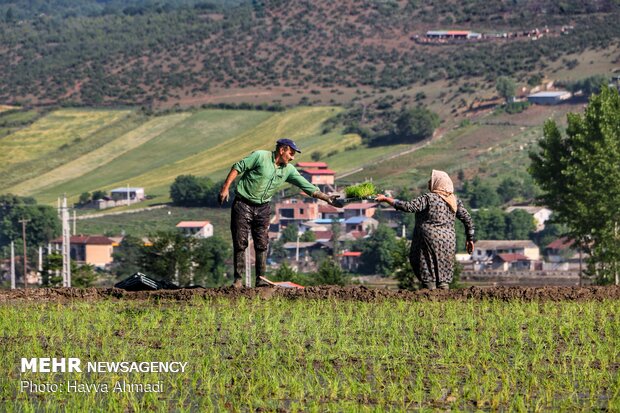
394;193;475;287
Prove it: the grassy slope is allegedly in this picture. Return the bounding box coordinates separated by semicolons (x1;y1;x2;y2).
345;102;583;191
8;113;192;197
0;109;133;190
76;206;231;239
111;107;345;199
28;109;275;203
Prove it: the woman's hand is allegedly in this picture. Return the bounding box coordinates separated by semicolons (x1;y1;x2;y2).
374;194;395;207
466;240;475;255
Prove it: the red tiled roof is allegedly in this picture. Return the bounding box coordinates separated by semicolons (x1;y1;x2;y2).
347;230;367;239
301;168;336;175
52;235;114;245
496;253;530;262
297;162;328;168
176;221;211;228
338;251;362;257
312;230;333;240
546;237;574;250
319;205;340;213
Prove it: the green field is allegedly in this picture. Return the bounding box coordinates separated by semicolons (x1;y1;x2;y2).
2;297;618;411
76;206;231;239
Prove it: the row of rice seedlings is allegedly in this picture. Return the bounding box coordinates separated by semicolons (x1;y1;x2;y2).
1;298;618;411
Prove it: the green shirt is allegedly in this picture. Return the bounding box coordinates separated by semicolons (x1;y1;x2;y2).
232;150;318;204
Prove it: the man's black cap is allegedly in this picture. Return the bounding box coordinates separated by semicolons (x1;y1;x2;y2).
276;138;301;153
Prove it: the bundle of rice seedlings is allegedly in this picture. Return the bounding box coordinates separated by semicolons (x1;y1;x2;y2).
344;182;377;198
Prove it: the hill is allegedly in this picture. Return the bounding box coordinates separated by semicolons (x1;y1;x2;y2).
0;99;579;208
1;0;619;111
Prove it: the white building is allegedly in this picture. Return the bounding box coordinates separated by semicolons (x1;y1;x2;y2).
110;187;145;204
176;221;213;239
473;240;540;263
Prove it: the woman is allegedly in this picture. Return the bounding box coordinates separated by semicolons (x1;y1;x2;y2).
375;170;475;290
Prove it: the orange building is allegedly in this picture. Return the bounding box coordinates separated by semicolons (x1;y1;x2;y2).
52;235;115;268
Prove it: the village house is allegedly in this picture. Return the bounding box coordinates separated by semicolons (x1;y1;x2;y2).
273;198;320;231
176;221;213;239
543;237;585;271
337;251;362;271
345;216;378;233
296;162;336;192
527;91;572;105
472;240;540;270
281;241;327;262
51;235;115;268
343;201;377;220
110;187;145;204
492;253;536;271
318;204;343;220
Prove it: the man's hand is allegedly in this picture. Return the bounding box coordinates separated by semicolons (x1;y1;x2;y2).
327;194;341;207
312;191;341;207
218;188;230;206
466;240;475;255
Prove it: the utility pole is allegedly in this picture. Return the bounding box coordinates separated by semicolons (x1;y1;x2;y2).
245;236;252;287
10;241;15;289
18;218;29;288
615;221;619;286
61;195;71;287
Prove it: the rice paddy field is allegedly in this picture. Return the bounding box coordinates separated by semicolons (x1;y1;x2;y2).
1;286;619;412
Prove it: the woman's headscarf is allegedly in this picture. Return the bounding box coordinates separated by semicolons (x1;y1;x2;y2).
430;169;457;213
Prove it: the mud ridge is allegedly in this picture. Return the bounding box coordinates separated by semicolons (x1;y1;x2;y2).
1;285;619;303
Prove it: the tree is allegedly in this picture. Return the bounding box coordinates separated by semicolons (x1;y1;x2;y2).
280;224;300;243
140;231;194;285
464;177;501;208
111;235;144;279
567;75;609;97
472;208;506;240
170;175;211;207
314;259;348;286
72;264;97;288
79;192;91;205
192;236;231;287
300;231;316;242
92;190;107;200
391;238;416;289
395;106;440;143
529;86;620;284
0;195;61;249
505;210;535;240
496;76;516;103
359;224;398;275
497;177;521;203
330;220;342;257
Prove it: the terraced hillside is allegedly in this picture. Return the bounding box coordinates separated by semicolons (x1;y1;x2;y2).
1;106;406;205
0;100;582;210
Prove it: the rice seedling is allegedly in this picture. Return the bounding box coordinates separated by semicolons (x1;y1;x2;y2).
344;181;377;198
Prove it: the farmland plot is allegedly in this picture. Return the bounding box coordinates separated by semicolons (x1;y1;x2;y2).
1;286;618;412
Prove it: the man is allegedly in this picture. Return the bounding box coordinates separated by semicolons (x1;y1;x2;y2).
219;138;339;287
